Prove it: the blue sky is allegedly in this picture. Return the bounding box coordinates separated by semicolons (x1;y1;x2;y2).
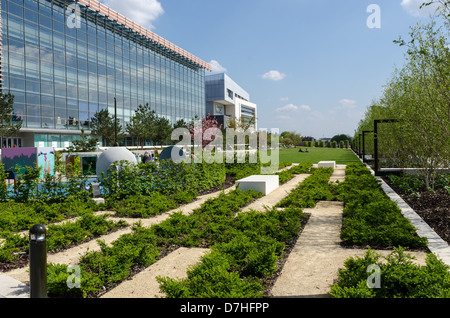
100;0;440;139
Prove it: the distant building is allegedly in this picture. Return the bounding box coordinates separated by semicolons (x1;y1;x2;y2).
205;73;257;130
302;136;315;142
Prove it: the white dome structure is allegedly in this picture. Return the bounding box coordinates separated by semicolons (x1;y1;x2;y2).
96;147;137;178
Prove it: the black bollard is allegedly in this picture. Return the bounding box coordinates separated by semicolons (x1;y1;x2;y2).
29;224;47;298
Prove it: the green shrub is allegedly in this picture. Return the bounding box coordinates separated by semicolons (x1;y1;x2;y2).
387;174;426;194
107;193;177;218
157;250;265;298
330;248;450;298
338;164;428;249
276;167;335;208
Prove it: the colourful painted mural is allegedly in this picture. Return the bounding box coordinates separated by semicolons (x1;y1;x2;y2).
1;147;37;179
37;147;55;179
1;147;55;179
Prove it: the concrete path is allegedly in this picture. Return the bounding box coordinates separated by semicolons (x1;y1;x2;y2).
100;247;209;298
329;165;346;183
269;201;428;297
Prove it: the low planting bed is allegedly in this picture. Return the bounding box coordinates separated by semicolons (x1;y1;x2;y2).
330;247;450;298
383;173;450;245
330;164;450;298
45;189;309;298
337;164;428;250
276;167;338;208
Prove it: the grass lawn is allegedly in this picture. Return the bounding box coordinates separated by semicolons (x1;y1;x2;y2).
279;147;361;165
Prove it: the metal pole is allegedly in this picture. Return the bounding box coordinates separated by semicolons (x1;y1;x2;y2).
114;97;118;146
362;131;373;163
358;134;362;158
29;224;47;298
374;120;379;175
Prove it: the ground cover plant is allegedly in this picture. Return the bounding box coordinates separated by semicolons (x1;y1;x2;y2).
338;164;428;249
276;162;313;184
276;167;337;208
99;159;225;200
330;248;450;298
0;212;127;265
45;188;307;298
157;206;307;298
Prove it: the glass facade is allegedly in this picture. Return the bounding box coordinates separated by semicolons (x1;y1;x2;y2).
1;0;207;146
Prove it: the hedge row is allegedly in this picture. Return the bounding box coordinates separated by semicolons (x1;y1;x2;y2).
338;164;428;249
276;167;337;208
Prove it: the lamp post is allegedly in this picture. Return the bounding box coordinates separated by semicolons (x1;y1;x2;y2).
114;97;118;147
29;224;47;298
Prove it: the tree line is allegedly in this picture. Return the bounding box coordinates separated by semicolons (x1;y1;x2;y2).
354;0;450;189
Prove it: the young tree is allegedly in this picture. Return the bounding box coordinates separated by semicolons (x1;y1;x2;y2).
0;92;21;146
154;116;172;146
126;103;157;149
356;10;450;189
187;114;222;149
67;129;98;152
90;109;123;146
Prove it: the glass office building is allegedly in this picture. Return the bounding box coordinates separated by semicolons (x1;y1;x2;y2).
205;73;257;130
1;0;211;148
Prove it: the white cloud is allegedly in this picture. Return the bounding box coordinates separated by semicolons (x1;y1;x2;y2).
275;103;310;112
338;99;358;109
99;0;164;29
401;0;440;17
209;60;227;74
280;97;289;102
299;105;311;111
262;70;286;81
276;104;298;112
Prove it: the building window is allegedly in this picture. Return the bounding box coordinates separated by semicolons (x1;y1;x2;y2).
227;89;233;100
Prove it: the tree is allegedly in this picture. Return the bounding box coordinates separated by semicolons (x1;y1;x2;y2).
331;134;352;144
0;92;21;146
90;109;123;146
126;103;157;149
226;116;256;131
356;9;450;189
67;129;98;152
154;116;172;146
187;114;222;149
279;131;302;147
173;119;188;129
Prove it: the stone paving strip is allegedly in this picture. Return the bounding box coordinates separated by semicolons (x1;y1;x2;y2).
269;201;428;298
100;247;210;298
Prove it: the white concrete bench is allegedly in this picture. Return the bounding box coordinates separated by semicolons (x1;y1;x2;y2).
318;161;336;169
236;175;279;195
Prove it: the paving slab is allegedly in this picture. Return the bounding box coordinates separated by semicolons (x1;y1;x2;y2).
329;165;346;183
269;201;428;298
0;274;29;298
100;247;209;298
241;174;310;212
